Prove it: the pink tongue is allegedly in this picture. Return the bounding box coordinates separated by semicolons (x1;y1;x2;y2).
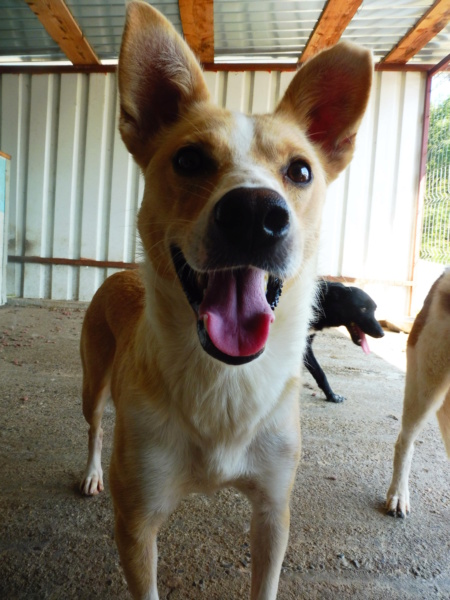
199;268;274;357
357;327;370;354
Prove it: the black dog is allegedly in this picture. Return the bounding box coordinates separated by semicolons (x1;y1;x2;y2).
304;281;384;403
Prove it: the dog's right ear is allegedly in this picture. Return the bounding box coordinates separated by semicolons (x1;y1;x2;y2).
118;1;210;169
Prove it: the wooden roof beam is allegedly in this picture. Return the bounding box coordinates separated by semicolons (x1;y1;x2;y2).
429;52;450;75
382;0;450;64
300;0;363;63
26;0;100;66
179;0;214;64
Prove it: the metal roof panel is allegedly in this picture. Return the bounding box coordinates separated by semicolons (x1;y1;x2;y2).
0;0;448;67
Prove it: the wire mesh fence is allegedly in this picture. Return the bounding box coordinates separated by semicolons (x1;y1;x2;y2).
420;71;450;265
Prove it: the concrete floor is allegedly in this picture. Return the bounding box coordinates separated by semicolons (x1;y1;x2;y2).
1;303;449;599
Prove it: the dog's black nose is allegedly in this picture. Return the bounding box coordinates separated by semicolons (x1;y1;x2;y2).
214;187;290;252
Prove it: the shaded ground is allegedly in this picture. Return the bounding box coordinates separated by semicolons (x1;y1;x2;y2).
0;302;449;599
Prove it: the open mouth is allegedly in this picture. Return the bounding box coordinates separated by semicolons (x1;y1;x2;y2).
348;322;370;354
170;246;283;365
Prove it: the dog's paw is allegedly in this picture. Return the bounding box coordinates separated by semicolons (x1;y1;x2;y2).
326;393;345;403
80;467;104;496
385;492;410;518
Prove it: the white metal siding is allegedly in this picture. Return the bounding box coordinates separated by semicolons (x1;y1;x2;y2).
0;69;425;316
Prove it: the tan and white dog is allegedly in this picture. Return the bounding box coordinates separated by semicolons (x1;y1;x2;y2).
386;268;450;518
79;2;372;598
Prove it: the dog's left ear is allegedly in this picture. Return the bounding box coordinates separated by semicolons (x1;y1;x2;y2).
118;1;210;169
276;43;372;181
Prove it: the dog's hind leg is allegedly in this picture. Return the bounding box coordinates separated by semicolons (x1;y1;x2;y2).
436;386;450;456
80;379;110;496
386;349;447;517
80;305;115;496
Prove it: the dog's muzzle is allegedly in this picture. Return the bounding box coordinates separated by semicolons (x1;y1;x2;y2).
171;187;290;365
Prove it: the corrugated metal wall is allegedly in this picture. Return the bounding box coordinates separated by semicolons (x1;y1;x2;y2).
0;69;425;315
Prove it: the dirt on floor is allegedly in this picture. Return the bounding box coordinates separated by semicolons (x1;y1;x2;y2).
0;301;449;600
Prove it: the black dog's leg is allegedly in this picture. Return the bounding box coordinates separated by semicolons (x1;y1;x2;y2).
304;335;345;403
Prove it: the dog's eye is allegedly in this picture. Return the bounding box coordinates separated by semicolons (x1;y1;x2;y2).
286;160;312;185
173;146;203;174
361;307;367;313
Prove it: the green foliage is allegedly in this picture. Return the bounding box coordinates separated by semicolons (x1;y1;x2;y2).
425;96;450;191
420;78;450;264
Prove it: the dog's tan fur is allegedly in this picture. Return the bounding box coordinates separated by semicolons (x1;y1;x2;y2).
386;268;450;518
79;2;372;598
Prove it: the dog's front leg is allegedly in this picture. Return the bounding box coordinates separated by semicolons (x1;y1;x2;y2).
238;423;300;599
114;511;163;600
110;441;181;600
304;337;345;403
248;494;291;600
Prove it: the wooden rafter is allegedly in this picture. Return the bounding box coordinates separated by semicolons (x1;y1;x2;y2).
430;52;450;75
25;0;100;66
0;61;435;75
300;0;363;63
178;0;214;64
382;0;450;64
